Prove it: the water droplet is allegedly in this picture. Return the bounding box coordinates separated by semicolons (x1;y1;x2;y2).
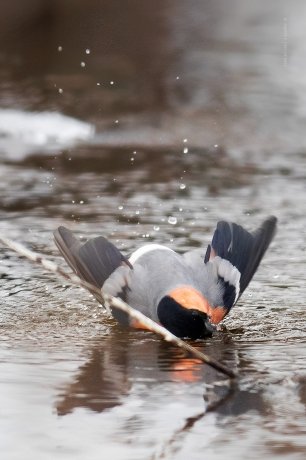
183;138;188;143
58;46;63;52
135;210;140;215
115;119;119;124
118;205;123;210
85;48;91;54
153;225;160;231
179;183;186;190
179;207;183;212
168;216;177;225
97;82;101;86
214;144;219;148
58;88;63;94
110;81;114;85
80;61;86;67
176;76;180;80
183;147;188;154
79;200;84;204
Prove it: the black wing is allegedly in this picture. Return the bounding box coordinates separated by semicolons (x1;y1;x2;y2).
205;216;277;307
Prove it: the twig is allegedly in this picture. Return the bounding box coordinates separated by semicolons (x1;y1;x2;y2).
152;379;237;460
0;234;236;379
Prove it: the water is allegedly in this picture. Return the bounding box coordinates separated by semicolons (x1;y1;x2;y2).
1;1;306;459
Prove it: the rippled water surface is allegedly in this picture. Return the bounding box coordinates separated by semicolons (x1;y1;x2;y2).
1;1;306;459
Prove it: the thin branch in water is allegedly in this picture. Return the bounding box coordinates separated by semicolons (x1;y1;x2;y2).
0;234;237;379
151;379;237;460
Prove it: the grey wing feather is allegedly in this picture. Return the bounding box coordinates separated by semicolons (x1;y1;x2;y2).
78;236;130;287
54;226;131;306
103;265;134;325
54;227;97;286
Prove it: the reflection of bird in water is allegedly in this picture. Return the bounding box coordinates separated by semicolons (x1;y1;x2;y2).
56;339;129;415
56;331;232;416
54;216;276;339
56;327;271;439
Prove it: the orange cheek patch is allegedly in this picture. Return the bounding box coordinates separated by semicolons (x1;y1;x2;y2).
208;306;227;324
169;286;210;315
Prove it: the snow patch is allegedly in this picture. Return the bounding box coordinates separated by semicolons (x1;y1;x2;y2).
0;109;94;159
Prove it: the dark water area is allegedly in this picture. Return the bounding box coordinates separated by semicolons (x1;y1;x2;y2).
1;1;306;459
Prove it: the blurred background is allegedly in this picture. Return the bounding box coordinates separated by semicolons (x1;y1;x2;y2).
1;2;306;459
2;0;306;154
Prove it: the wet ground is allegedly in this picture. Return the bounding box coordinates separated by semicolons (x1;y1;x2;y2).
1;1;306;459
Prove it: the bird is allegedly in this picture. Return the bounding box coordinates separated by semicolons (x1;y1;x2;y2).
54;216;277;339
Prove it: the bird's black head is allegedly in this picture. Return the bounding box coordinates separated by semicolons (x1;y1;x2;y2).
157;295;213;339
